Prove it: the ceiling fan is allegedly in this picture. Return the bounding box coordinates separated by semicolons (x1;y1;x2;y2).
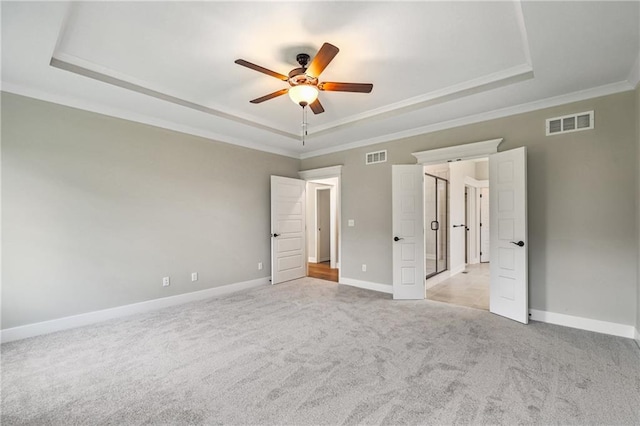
234;42;373;114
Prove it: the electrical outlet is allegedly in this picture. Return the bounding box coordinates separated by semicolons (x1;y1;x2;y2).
348;219;355;227
362;264;367;272
191;272;198;282
258;262;263;270
162;276;170;287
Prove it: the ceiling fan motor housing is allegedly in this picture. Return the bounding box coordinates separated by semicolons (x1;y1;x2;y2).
288;68;318;87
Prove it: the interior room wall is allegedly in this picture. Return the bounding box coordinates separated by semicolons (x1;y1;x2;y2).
475;160;489;180
1;93;300;329
448;160;477;274
301;90;638;327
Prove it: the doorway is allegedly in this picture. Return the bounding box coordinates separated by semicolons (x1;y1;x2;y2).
299;166;342;283
424;158;490;311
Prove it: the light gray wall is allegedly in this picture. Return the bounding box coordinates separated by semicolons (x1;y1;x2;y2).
1;93;300;329
302;91;638;326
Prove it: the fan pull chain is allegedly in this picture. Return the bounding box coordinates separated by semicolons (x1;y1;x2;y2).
301;106;308;146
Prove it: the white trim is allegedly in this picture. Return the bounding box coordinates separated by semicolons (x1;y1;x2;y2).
0;277;269;343
463;176;489;188
528;309;636;339
298;165;343;180
425;270;451;290
299;166;343;281
308;256;317;263
449;264;466;277
413;139;502;164
340;277;393;294
300;81;633;160
318;257;330;263
635;328;640;348
1;83;300;159
308;64;534;137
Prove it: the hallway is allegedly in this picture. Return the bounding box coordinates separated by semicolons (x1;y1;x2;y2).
426;263;489;310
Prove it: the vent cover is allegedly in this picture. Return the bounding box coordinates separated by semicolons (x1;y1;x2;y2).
546;111;594;136
365;150;387;165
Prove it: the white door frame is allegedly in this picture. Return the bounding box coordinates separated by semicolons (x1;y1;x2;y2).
463;176;489;265
299;166;342;278
414;139;529;324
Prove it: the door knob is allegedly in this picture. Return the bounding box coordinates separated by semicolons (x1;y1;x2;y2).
510;240;525;247
394;236;404;242
272;233;280;237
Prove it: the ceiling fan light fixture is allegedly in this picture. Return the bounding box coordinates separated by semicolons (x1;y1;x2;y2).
288;84;318;107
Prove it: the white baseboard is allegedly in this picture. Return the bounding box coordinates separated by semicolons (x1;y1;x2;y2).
340;277;393;294
426;271;451;289
528;309;636;339
1;277;270;344
449;265;466;277
318;257;330;263
308;257;317;263
635;328;640;348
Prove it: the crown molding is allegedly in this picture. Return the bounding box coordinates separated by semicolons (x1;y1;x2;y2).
298;165;343;180
307;63;534;139
300;80;633;160
412;139;502;165
50;53;298;140
1;82;301;159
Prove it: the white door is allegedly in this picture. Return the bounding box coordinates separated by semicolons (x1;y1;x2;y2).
271;176;306;284
392;165;425;300
489;147;528;323
480;187;490;262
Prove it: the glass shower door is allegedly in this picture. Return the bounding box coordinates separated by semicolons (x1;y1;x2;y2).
425;173;448;279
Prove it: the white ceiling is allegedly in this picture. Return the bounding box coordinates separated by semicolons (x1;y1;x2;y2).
2;1;639;158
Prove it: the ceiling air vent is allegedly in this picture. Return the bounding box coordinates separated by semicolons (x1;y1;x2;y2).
546;111;594;136
366;150;387;165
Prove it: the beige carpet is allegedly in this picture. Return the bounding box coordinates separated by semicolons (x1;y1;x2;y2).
2;277;639;425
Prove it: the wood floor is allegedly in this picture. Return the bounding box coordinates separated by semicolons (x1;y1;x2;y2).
426;263;489;310
308;261;338;282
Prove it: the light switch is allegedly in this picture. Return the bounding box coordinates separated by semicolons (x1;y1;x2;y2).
348;219;355;227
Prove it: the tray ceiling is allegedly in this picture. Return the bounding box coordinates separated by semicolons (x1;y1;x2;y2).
2;1;639;158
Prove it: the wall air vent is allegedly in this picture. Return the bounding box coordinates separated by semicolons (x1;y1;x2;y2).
546;111;594;136
365;150;387;165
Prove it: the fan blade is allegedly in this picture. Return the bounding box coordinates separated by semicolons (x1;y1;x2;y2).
309;99;325;114
306;43;339;78
235;59;288;81
250;88;289;104
319;82;373;93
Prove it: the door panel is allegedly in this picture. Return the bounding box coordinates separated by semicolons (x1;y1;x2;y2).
271;176;306;284
489;147;528;323
393;165;425;299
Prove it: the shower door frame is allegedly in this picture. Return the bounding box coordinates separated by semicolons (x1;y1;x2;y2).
425;172;449;280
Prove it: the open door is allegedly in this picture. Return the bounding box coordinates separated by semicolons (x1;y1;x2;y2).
392;165;425;299
489;147;528;323
271;176;306;284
